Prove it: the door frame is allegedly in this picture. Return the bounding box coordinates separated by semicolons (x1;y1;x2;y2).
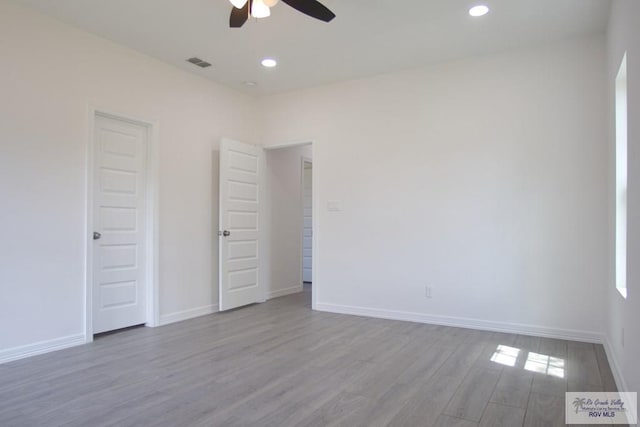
84;108;160;342
264;140;318;310
300;156;312;286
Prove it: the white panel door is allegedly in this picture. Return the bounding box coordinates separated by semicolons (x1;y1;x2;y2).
93;114;147;334
219;139;264;311
302;161;313;282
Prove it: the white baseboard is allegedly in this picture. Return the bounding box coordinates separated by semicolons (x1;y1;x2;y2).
1;303;220;363
316;302;603;343
0;334;86;365
603;337;629;392
268;285;303;300
158;304;218;326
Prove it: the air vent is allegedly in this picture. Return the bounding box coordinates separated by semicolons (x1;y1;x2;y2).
187;57;212;68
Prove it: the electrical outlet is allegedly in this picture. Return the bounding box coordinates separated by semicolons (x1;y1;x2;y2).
425;286;432;299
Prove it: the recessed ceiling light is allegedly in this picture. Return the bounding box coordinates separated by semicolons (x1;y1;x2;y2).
243;81;257;86
469;5;489;17
261;58;277;68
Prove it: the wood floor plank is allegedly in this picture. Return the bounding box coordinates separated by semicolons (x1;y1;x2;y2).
514;334;541;353
567;341;602;388
387;374;466;427
524;392;565;427
435;340;487;379
433;414;479;427
567;381;603;392
340;383;424;427
394;343;454;386
538;337;568;359
295;391;370;427
479;403;525;427
531;373;567;397
594;344;618;392
489;332;519;347
343;339;423;399
490;370;533;408
443;367;502;422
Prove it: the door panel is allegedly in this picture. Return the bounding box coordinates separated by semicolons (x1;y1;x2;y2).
219;139;264;311
93;115;147;333
302;162;313;282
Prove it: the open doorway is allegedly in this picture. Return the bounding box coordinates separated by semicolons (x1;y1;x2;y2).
265;143;313;306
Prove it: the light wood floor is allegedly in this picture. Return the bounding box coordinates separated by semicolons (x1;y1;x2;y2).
0;287;617;427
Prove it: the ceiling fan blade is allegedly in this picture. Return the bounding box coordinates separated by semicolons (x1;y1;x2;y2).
230;1;250;28
281;0;336;22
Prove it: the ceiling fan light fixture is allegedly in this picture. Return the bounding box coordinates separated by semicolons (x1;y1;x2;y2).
228;0;335;28
251;0;271;18
469;5;489;17
229;0;248;9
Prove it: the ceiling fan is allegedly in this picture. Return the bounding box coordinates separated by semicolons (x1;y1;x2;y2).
229;0;336;28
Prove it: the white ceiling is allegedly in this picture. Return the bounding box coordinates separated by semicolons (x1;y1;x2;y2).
14;0;610;95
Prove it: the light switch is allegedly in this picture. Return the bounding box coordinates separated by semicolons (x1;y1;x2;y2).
327;200;342;212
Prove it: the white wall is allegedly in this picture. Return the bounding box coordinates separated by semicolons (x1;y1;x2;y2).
605;0;640;393
0;2;256;356
260;35;608;341
265;145;312;299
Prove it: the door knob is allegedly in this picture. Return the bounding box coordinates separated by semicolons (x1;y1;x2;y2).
223;230;231;237
93;232;102;240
